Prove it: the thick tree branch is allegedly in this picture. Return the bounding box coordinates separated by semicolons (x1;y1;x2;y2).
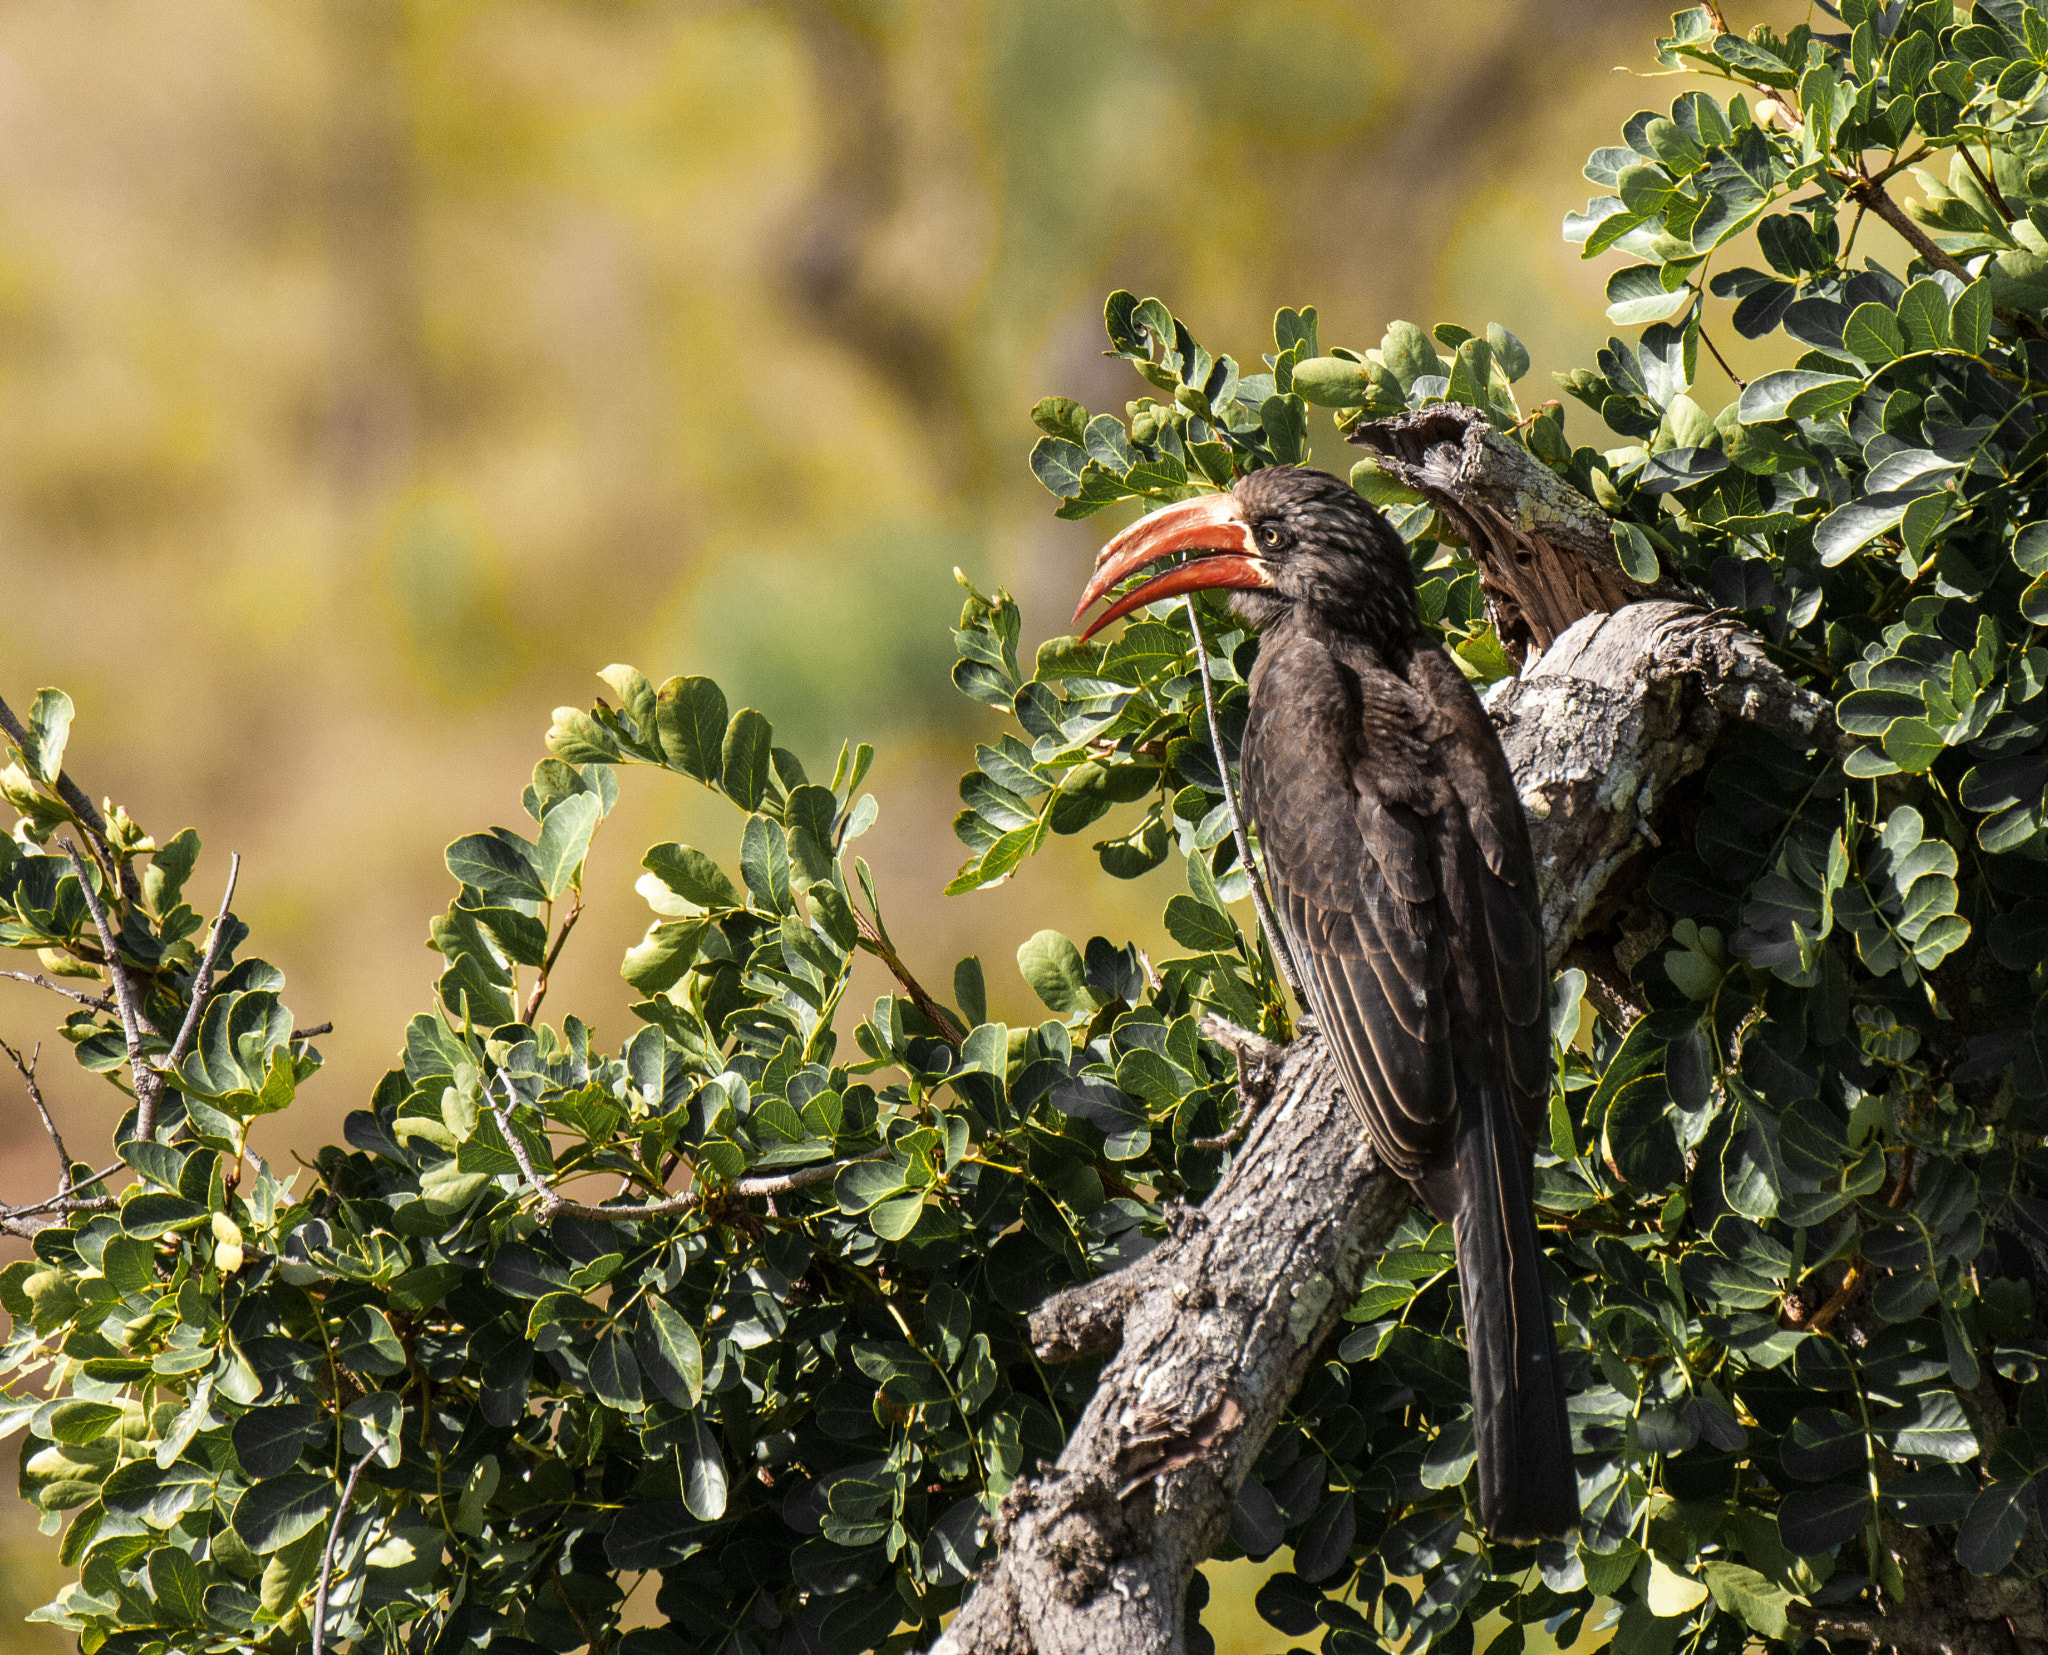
937;408;1837;1655
1349;405;1697;659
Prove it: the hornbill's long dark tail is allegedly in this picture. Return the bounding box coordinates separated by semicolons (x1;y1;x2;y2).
1417;1088;1577;1541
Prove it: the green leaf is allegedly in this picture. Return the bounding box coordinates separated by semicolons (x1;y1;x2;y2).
1289;357;1374;407
681;1411;728;1521
546;706;621;766
1881;1389;1977;1462
620;919;708;994
589;1328;643;1414
342;1391;404;1469
232;1474;337;1554
1737;370;1861;424
721;709;773;811
1897;278;1953;353
1486;323;1530;383
1017;930;1101;1016
655;676;728;782
870;1191;927;1240
445;829;545;903
642;844;742;912
26;688;73;784
740;815;793;914
148;1545;207;1624
837;1160;909;1214
1380;320;1440;389
1959;1480;2033;1573
1260;393;1309;465
1031;397;1089;443
1612;522;1661;584
604;1501;699;1572
1029;436;1089;498
1843;302;1905;365
532;791;601;899
1881;717;1946;773
1777;1482;1868;1553
1605;265;1692;325
1164;893;1237;953
638;1298;704;1410
1952;280;1994;355
1699;1562;1792;1642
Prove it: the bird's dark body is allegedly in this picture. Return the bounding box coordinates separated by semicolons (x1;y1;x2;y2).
1228;468;1578;1541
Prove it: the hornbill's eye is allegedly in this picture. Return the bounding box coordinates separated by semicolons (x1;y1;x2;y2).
1255;522;1286;552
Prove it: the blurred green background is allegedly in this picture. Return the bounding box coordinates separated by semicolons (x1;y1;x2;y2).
0;1;1807;1644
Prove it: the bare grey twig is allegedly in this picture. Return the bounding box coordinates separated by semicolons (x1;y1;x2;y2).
59;840;153;1082
311;1445;379;1655
521;890;582;1024
160;853;241;1086
0;1037;70;1188
3;1161;123;1221
1190;1012;1287;1150
487;1070;870;1222
0;970;113;1012
292;1022;335;1040
1183;596;1307;1008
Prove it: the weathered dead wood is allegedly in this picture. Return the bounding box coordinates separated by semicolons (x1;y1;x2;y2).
936;423;1833;1655
1499;601;1833;973
932;1037;1401;1655
1348;405;1694;659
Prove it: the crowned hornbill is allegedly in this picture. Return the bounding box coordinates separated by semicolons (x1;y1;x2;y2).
1074;465;1578;1541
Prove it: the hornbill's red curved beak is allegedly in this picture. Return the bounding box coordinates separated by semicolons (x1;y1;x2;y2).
1072;493;1274;642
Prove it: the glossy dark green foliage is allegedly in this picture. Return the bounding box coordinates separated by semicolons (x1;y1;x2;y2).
7;7;2048;1654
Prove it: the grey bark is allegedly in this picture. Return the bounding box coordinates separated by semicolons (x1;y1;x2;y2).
1348;404;1694;658
934;412;1826;1655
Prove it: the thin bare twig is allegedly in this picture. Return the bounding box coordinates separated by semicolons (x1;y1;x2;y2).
1695;323;1746;391
851;908;966;1045
1190;1012;1288;1150
0;1037;70;1188
487;1070;871;1222
0;970;113;1012
292;1022;335;1041
521;890;582;1024
311;1446;379;1655
2;1160;123;1221
59;840;152;1086
1183;597;1307;1009
1958;143;2015;224
160;854;240;1090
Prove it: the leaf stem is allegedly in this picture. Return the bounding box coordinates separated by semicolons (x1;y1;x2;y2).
522;890;583;1025
1182;596;1305;1010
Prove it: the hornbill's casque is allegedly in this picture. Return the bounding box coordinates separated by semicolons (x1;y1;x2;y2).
1074;464;1578;1541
